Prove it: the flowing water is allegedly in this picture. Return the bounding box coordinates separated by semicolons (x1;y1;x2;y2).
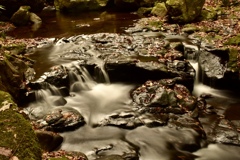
15;9;240;160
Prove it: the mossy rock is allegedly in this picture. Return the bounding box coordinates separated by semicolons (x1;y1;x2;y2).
151;2;168;17
0;50;28;101
182;24;199;34
224;34;240;46
227;48;239;72
166;0;205;23
10;6;31;26
199;8;218;21
0;91;42;160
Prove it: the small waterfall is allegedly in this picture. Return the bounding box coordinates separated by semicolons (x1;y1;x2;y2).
87;49;110;84
68;64;97;91
187;50;227;98
25;59;131;123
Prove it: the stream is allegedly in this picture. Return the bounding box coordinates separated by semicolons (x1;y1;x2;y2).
11;9;240;160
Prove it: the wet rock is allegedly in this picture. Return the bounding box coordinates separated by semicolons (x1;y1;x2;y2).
35;130;63;151
208;118;240;145
27;33;195;92
168;113;205;138
131;80;197;113
198;49;239;89
98;110;169;129
34;108;85;132
39;65;69;88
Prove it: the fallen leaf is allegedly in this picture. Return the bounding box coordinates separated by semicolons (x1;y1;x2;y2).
0;147;12;157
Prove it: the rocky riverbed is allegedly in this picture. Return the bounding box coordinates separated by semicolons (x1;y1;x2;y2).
1;1;240;160
19;16;240;159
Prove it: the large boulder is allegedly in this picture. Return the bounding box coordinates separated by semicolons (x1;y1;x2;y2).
0;41;35;102
0;0;45;18
150;2;168;17
10;6;42;26
54;0;108;12
165;0;205;23
0;91;42;160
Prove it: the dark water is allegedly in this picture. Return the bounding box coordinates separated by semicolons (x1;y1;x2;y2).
7;8;140;79
7;7;140;38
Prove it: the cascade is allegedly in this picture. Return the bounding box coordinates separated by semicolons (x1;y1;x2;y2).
23;37;240;160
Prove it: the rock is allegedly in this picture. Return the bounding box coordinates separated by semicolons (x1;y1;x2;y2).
131;80;197;112
0;91;42;160
0;0;45;18
35;130;63;151
10;6;42;27
54;0;108;12
24;33;195;93
198;48;240;90
165;0;205;23
151;2;168;17
34;107;85;132
10;6;31;26
0;43;34;102
199;7;218;21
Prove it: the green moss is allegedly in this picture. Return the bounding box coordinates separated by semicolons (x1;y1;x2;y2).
148;20;163;28
0;91;42;160
3;43;26;55
200;9;218;20
151;2;168;17
227;48;239;72
224;34;240;46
